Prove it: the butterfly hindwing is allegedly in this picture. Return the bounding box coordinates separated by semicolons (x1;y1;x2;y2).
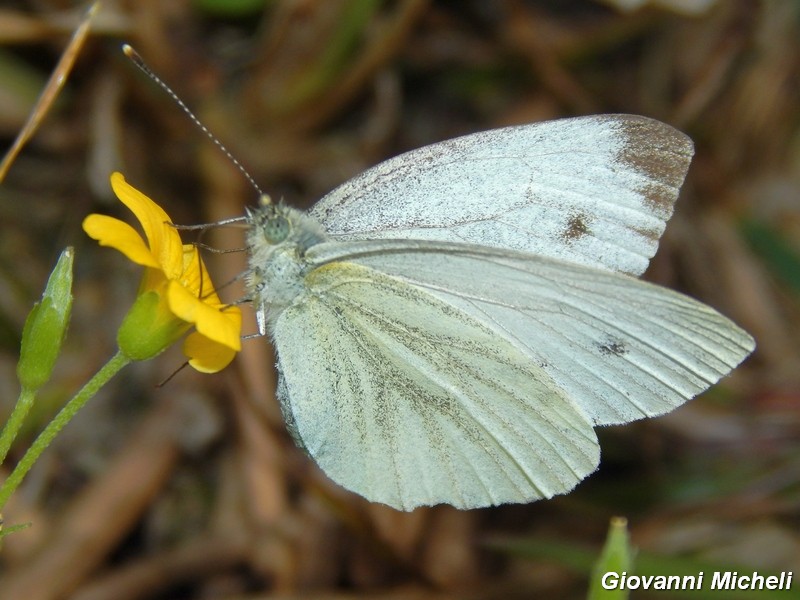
272;261;600;510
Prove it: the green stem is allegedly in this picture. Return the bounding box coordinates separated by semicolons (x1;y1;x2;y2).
0;351;130;510
0;387;37;465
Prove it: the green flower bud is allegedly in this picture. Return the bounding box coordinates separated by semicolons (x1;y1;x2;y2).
17;248;74;391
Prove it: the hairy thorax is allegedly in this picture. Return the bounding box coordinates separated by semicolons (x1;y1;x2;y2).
246;203;329;333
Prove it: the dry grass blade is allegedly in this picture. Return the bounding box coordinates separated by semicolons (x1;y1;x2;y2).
0;1;99;182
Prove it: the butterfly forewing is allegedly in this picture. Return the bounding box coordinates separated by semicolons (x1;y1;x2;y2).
305;240;755;427
310;114;694;277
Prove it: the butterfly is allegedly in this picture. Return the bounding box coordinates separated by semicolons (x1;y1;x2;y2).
243;114;754;511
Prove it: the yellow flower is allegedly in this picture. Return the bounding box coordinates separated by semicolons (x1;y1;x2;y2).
83;172;242;372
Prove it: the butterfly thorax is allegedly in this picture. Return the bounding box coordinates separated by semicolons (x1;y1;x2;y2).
245;203;328;334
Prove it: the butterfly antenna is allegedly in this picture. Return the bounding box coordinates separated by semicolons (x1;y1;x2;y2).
122;44;269;203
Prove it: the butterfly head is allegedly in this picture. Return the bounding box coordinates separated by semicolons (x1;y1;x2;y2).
246;200;328;255
260;211;291;244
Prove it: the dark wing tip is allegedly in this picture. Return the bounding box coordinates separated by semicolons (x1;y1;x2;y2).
605;114;694;218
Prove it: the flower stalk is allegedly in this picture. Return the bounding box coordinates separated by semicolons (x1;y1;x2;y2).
0;352;130;511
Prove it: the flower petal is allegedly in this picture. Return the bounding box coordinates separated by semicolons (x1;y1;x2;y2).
167;280;242;351
178;245;226;306
177;244;212;300
109;172;184;279
82;214;161;269
183;331;238;373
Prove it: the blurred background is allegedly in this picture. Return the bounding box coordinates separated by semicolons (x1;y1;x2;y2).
0;1;798;598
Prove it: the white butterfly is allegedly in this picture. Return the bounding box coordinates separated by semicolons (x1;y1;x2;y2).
244;114;754;511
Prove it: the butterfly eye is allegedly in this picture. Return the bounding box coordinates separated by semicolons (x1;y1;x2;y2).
263;215;290;243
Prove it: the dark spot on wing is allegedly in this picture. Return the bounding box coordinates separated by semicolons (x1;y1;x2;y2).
563;213;590;243
598;339;628;356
